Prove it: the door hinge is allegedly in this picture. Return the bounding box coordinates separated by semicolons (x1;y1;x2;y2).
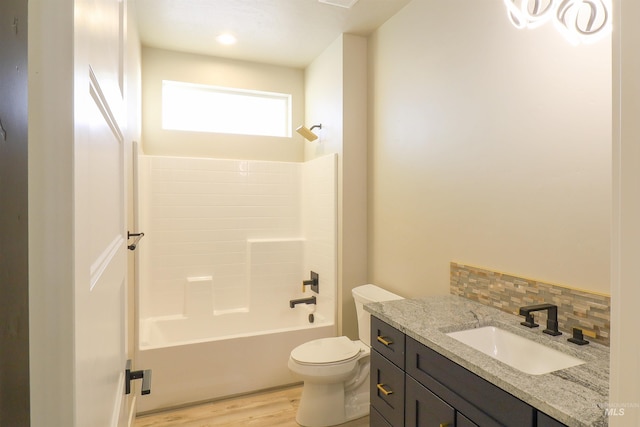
125;359;152;395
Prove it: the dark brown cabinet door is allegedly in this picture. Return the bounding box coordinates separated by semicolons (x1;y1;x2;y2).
371;350;406;426
405;376;455;427
457;412;479;427
538;411;568;427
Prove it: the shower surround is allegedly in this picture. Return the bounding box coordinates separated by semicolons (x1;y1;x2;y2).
136;154;337;412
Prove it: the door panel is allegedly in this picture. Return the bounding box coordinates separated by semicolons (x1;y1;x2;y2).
74;0;128;425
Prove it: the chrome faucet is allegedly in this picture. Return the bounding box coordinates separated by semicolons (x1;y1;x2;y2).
518;303;562;336
289;296;316;308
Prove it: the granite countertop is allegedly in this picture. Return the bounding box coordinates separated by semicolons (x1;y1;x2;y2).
365;295;609;427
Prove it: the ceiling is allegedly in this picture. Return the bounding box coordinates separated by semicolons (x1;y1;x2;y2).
133;0;412;68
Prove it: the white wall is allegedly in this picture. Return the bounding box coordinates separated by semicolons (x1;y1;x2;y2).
368;0;611;298
141;47;305;162
304;34;368;339
302;154;338;321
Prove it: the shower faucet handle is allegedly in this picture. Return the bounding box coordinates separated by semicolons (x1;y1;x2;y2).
302;281;312;292
302;271;319;293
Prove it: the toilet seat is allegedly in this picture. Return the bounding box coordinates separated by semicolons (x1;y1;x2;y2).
291;336;361;366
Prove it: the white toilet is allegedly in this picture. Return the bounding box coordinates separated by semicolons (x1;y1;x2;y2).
288;284;403;427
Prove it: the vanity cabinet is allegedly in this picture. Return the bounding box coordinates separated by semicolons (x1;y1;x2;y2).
538;412;569;427
371;350;405;426
371;317;406;427
406;336;531;426
405;375;457;426
370;316;569;427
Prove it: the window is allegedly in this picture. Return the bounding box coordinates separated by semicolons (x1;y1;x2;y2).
162;80;292;137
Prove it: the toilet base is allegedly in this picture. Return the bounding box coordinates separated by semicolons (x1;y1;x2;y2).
295;382;368;427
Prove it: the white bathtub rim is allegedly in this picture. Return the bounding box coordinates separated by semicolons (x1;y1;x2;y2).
139;314;333;350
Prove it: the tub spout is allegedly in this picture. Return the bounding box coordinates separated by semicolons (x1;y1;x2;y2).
289;296;316;308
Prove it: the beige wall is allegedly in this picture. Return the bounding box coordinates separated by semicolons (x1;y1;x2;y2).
28;0;75;424
304;34;368;339
367;0;611;298
611;0;640;423
141;47;305;162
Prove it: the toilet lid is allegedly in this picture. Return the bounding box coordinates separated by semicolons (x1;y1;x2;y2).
291;336;361;364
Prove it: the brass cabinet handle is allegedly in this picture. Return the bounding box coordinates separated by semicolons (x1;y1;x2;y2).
377;335;393;346
376;383;394;396
440;424;451;427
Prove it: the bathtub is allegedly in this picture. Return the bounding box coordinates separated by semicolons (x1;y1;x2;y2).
135;306;336;413
135;154;338;413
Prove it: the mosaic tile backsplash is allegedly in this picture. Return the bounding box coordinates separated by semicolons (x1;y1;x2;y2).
450;262;610;346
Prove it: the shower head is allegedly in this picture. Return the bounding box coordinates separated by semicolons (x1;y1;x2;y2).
296;124;322;142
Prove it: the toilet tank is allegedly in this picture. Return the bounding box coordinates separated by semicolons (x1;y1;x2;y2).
352;284;403;346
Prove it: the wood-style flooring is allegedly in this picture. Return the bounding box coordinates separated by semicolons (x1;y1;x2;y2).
134;385;370;427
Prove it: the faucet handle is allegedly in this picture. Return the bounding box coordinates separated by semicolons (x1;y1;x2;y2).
568;328;590;345
302;279;314;292
301;271;319;293
520;313;539;328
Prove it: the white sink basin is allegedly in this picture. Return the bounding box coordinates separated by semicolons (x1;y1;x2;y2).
446;326;585;375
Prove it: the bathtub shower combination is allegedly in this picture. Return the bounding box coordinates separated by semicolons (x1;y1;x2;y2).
136;154;337;413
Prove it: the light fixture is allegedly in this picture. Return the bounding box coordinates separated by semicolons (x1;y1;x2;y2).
503;0;611;44
216;33;237;45
296;124;322;142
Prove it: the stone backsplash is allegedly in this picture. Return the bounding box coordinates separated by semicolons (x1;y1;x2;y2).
450;262;610;346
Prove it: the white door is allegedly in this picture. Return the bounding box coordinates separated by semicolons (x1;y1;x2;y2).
74;0;130;425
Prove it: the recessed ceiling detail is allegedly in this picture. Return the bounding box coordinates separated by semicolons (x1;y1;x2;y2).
134;0;411;68
318;0;360;8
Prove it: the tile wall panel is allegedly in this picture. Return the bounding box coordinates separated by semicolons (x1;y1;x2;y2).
450;262;610;346
140;156;301;317
139;154;337;322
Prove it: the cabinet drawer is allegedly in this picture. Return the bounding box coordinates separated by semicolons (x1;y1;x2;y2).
538;411;568;427
405;375;454;427
370;406;393;427
372;316;405;369
457;412;479;427
406;337;534;427
371;349;405;427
